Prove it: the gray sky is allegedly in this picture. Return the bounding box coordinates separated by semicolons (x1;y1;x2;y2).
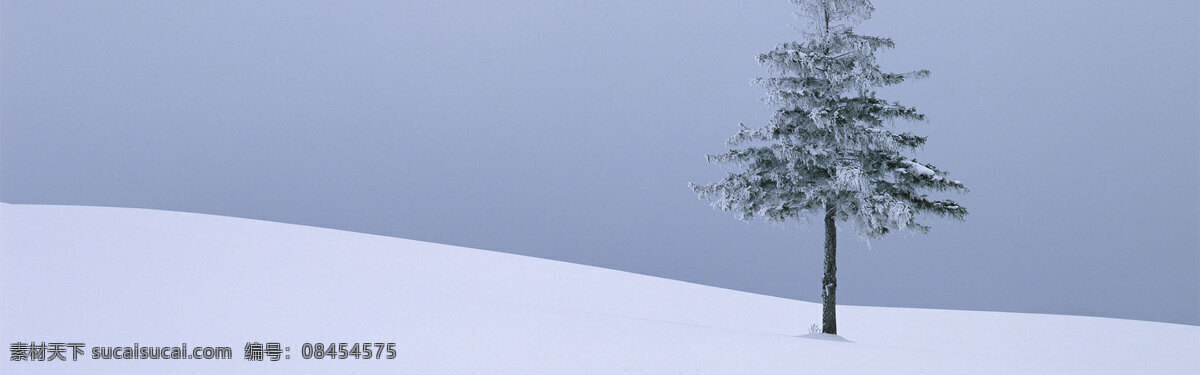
3;0;1197;325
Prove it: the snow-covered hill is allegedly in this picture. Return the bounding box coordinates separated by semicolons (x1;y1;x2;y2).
2;203;1196;374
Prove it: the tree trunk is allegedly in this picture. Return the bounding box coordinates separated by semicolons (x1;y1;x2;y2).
821;202;838;335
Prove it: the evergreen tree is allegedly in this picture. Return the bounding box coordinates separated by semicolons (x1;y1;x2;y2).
691;0;967;335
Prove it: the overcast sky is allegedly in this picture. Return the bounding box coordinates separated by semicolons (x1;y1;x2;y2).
3;0;1197;325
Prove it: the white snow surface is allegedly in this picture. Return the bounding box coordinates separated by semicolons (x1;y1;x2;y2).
901;159;939;179
2;203;1196;374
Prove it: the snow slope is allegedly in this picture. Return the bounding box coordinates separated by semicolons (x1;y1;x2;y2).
2;203;1196;374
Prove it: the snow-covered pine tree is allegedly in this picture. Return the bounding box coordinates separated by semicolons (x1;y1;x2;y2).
690;0;967;335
